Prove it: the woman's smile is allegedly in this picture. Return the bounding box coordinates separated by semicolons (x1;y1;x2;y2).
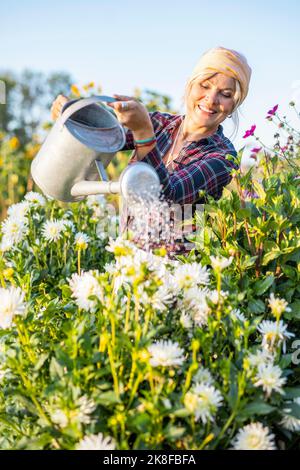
197;104;218;115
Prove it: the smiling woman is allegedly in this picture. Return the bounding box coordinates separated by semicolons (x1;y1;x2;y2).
115;46;252;255
51;46;252;256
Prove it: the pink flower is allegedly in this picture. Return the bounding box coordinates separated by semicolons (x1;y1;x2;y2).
251;147;262;153
243;125;256;139
266;104;278;118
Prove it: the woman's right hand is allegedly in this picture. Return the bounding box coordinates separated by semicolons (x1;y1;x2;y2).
50;94;68;120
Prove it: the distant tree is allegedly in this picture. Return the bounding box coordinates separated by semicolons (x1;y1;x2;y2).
134;88;178;114
0;69;73;144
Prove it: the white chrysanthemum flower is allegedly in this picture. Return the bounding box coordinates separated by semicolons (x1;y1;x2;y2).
50;395;96;428
86;194;106;209
173;263;210;289
69;271;102;312
0;235;13;252
230;308;247;323
104;262;117;275
1;216;29;245
268;293;291;318
96;223;109;240
0;286;27;329
24;191;46;206
193;366;214;385
148;340;185;367
51;409;69;428
76;395;97;424
210;255;233;271
254;362;286;397
180;312;193;329
63;220;76;232
232;422;276;450
206;289;228;304
178;287;211;327
133;248;168;279
42;219;66;242
74;232;90;250
280;398;300;432
106;237;135;257
76;432;116;450
247;349;275;369
139;283;175;312
257;319;295;353
7;201;30;219
184;382;223;424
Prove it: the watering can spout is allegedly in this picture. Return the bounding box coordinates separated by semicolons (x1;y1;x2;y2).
71;180;120;197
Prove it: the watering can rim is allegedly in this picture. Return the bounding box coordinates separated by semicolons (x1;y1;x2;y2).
59;95;118;128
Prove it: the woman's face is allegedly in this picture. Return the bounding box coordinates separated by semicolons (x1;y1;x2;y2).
186;73;236;131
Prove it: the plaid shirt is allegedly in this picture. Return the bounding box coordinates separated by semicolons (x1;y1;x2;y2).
121;111;238;255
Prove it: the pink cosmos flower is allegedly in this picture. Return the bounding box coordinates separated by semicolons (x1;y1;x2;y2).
266;104;278;118
251;147;262;153
243;125;256;139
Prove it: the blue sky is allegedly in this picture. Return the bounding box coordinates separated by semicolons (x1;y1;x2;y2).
1;0;300;150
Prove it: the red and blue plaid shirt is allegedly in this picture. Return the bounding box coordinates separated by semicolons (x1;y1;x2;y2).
123;111;238;204
121;111;238;255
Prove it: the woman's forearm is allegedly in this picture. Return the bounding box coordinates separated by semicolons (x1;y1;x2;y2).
132;130;157;160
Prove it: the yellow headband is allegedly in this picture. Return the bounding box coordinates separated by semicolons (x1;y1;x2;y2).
187;46;252;106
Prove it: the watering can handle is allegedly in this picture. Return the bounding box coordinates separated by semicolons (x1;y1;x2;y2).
59;95;118;127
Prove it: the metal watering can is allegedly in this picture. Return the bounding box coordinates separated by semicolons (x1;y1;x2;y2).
31;95;160;202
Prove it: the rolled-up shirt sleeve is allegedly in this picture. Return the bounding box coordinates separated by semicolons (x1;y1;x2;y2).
121;112;173;151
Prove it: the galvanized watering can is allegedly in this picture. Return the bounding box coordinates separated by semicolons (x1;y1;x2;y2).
31;96;160;202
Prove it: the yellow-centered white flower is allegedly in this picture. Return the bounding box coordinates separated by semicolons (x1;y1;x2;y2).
231;422;276;450
77;432;116;450
253;362;286;397
0;286;27;329
148;340;185;367
210;255;233;271
184;382;223;424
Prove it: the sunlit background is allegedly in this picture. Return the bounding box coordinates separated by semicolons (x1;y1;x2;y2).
1;0;299;152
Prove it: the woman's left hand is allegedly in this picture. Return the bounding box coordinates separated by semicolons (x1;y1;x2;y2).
107;94;154;138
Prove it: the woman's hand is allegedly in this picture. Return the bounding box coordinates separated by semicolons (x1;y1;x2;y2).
107;94;154;139
50;94;68;120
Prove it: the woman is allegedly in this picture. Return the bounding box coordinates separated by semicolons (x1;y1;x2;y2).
51;46;251;256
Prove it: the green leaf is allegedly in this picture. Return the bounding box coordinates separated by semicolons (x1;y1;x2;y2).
248;299;266;314
283;402;300;419
253;275;275;296
129;413;152;433
279;354;292;369
49;357;64;379
240;400;276;417
283;387;300;399
252;181;266;200
288;300;300;320
96;391;121;407
164;424;186;441
262;250;282;265
34;353;49;371
240;256;258;270
171;408;190;418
